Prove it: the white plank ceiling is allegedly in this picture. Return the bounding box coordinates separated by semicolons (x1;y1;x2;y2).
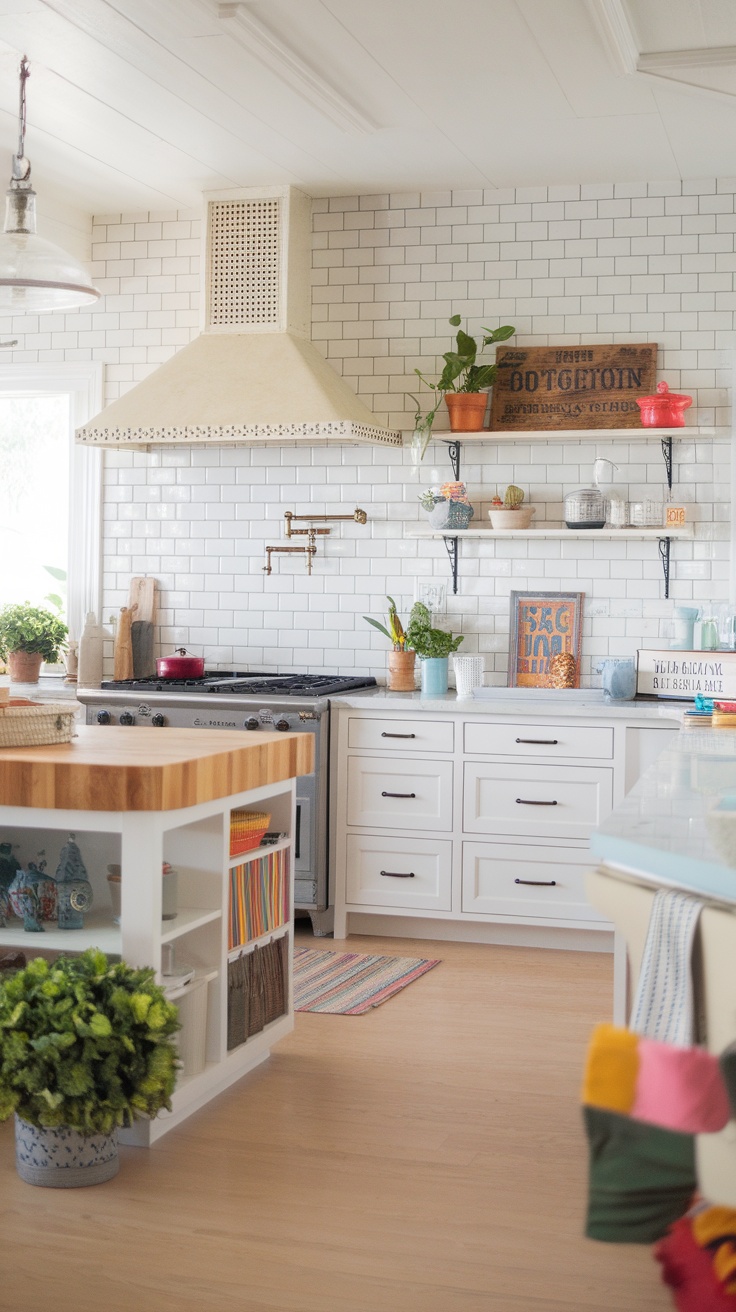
0;0;734;217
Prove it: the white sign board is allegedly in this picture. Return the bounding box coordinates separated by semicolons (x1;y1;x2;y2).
636;650;736;700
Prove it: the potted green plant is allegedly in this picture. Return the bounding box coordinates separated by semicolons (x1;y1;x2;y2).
405;602;463;696
364;596;416;690
0;949;180;1187
409;314;516;460
0;602;68;683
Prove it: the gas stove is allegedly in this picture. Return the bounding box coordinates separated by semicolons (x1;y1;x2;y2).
100;671;377;697
77;669;378;934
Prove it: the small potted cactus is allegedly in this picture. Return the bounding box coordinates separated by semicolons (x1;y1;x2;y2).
488;485;535;530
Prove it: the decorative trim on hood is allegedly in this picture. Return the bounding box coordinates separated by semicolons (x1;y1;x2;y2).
76;420;402;447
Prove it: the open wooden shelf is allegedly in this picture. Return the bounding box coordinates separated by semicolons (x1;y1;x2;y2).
419;426;722;443
406;526;694;540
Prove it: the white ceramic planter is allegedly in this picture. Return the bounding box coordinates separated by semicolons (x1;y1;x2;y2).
14;1115;119;1188
488;506;536;530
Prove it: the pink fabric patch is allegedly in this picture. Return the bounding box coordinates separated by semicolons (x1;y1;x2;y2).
631;1039;731;1135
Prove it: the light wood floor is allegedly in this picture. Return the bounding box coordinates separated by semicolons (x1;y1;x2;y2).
0;932;671;1312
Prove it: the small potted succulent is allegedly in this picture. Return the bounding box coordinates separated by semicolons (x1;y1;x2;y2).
419;481;475;531
0;949;180;1187
405;602;463;696
409;314;516;462
0;602;68;683
363;596;416;691
488;485;535;530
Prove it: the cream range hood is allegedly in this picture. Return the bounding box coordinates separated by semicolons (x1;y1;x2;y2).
76;186;401;449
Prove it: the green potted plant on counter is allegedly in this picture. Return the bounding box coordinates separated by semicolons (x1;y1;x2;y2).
0;602;68;683
409;314;516;463
364;596;416;691
0;949;180;1187
405;602;463;696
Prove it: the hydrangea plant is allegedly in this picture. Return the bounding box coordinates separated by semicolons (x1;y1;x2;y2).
0;602;68;662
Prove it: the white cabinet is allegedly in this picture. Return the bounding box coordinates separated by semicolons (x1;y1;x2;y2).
333;707;679;942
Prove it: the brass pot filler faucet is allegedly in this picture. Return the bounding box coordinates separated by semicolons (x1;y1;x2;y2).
263;508;368;576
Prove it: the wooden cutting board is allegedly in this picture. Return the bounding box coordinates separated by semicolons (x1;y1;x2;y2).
128;577;157;677
113;605;135;680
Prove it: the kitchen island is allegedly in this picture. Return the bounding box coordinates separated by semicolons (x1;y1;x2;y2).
0;726;314;1144
587;721;736;1208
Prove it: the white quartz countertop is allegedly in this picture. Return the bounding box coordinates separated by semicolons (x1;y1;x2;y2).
332;687;685;722
591;723;736;903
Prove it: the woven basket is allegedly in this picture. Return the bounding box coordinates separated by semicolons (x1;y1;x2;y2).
0;701;76;748
229;808;271;857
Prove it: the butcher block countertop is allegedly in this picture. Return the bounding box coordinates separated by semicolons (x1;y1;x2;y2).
0;725;314;812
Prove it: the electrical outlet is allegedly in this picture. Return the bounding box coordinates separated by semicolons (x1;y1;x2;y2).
414;580;447;615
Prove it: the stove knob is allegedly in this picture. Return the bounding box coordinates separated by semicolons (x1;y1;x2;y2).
96;710;111;725
275;718;290;732
151;713;166;727
119;712;135;726
245;717;260;730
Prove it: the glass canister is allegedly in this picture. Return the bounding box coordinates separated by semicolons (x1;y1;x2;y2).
564;484;606;529
628;496;664;527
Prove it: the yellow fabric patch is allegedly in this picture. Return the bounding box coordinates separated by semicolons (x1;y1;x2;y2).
582;1023;639;1114
693;1206;736;1291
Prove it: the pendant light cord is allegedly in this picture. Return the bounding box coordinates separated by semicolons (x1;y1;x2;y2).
11;56;31;185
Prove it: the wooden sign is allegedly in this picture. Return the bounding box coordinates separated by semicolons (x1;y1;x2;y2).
508;591;584;689
636;650;736;700
489;343;657;431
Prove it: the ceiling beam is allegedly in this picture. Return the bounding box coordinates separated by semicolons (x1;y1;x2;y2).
217;2;379;135
587;0;736;103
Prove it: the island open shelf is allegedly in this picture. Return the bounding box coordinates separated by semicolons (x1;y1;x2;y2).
0;726;313;1146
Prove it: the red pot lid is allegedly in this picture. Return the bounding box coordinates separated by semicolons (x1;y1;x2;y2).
637;380;692;409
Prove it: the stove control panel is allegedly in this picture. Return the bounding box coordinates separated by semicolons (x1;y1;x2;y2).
86;705;319;732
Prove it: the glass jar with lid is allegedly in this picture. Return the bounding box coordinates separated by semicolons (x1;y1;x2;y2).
564;458;610;529
628;495;664;527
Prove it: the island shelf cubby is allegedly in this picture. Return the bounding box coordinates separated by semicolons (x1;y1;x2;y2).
0;747;301;1145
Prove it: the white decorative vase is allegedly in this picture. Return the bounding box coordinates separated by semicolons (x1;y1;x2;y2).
14;1115;119;1187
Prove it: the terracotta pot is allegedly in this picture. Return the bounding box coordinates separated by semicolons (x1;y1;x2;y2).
387;649;416;692
445;392;488;433
8;650;43;683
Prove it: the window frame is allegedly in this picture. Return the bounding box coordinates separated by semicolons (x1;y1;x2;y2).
0;361;103;641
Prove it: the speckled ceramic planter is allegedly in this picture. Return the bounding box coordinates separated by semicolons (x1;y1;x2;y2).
14;1116;119;1187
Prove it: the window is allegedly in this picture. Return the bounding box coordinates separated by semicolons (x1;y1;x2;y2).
0;363;103;645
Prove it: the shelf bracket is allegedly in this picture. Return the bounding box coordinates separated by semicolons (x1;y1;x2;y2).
661;436;673;491
444;440;461;481
658;536;671;599
442;535;459;594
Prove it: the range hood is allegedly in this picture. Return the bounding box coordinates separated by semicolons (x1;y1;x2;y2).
76;186;401;448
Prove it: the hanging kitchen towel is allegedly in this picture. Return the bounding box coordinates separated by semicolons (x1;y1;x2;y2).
629;888;704;1046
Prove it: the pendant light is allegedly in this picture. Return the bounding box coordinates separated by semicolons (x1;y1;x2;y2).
0;57;100;314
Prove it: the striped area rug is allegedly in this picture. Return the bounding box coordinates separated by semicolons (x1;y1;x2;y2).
293;948;440;1015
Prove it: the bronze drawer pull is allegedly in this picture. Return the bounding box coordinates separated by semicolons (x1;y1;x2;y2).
381;732;416;739
380;870;415;879
514;878;557;886
515;738;558;745
382;791;416;799
515;798;558;806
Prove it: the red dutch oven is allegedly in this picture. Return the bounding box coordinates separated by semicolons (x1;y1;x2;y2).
156;648;205;679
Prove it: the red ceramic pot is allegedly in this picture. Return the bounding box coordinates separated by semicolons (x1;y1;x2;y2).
636;381;692;428
156;649;205;679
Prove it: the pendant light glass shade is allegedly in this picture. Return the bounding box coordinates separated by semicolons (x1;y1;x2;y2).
0;59;100;314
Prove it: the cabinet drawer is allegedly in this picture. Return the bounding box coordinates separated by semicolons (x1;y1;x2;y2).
464;721;613;761
347;717;454;753
463;761;613;839
462;841;608;923
346;834;452;911
347;756;453;831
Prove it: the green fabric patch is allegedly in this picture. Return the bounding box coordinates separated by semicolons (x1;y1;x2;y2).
584;1105;696;1244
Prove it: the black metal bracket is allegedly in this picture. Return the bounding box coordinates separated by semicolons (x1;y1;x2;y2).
661;436;673;491
444;440;461;481
442;535;459;594
658;536;671;598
